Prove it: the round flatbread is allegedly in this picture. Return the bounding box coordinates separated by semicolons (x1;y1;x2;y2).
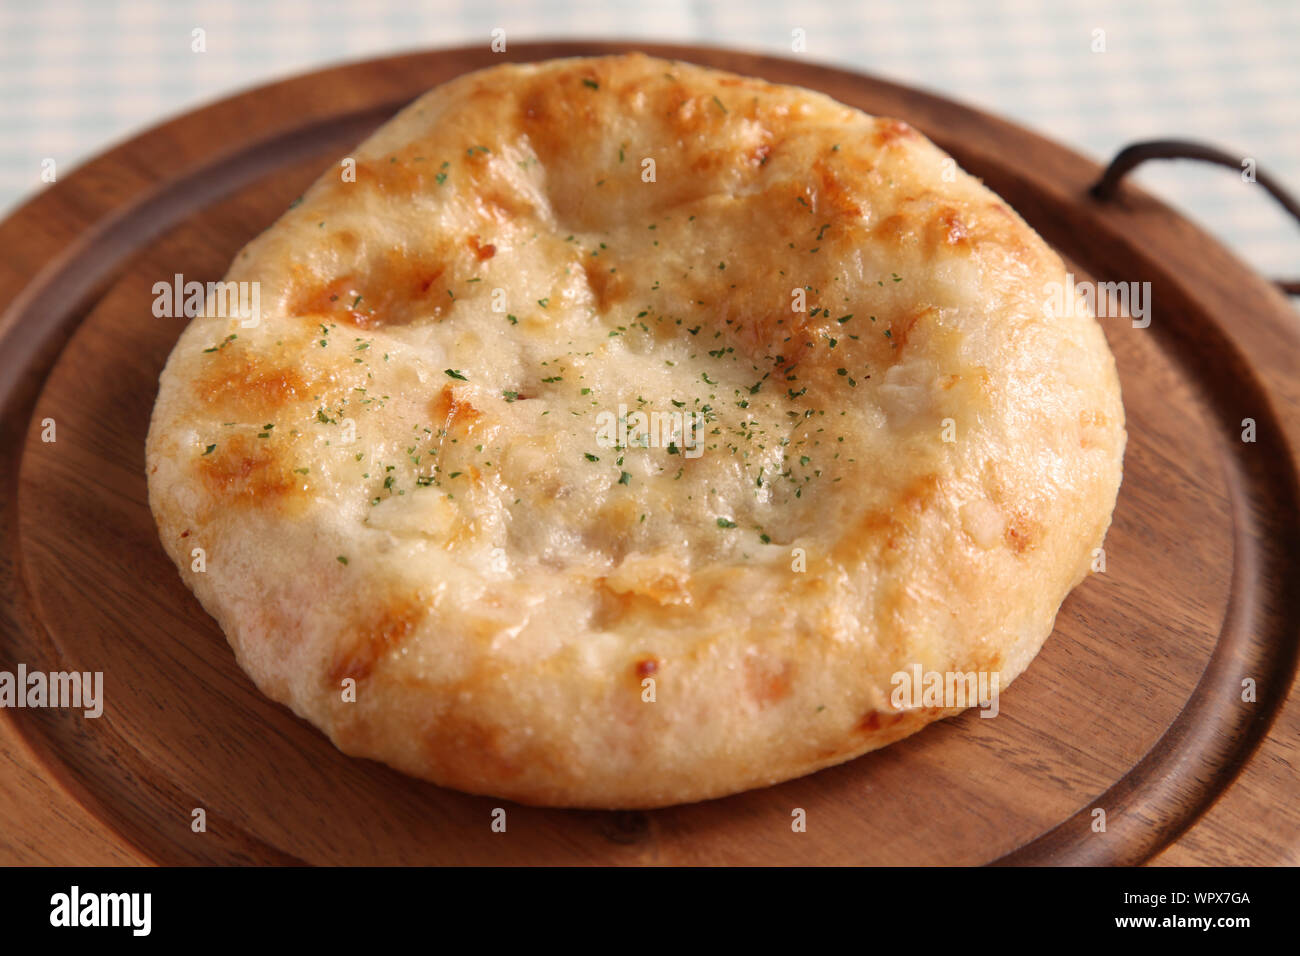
147;53;1125;808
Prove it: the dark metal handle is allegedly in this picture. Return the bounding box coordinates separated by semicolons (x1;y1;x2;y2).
1089;139;1299;296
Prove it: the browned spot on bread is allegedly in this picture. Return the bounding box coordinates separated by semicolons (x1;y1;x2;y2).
430;384;480;436
771;331;816;377
288;273;355;321
288;244;454;328
1004;509;1038;554
518;73;600;169
688;147;727;177
873;119;917;148
811;158;862;219
716;75;765;91
519;60;793;224
328;597;426;685
664;92;728;139
889;306;934;353
966;651;1005;677
899;475;941;513
1078;409;1112;448
522;90;544;120
856;708;919;734
347;146;532;228
978;201;1039;263
195;353;307;416
468;234;496;260
457;722;525;780
1080;410;1110;427
745;657;795;708
582;255;629;311
348;151;502;202
872;212;907;242
935;207;970;246
591;582;694;630
596;573;686;615
350;158;428;197
420;716;526;786
725;301;814;369
635;657;659;679
197;433;304;510
474;187;530;225
833;473;942;561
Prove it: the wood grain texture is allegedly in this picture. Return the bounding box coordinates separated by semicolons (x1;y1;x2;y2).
0;42;1296;865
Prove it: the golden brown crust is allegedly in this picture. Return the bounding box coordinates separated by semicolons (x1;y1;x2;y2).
146;53;1125;807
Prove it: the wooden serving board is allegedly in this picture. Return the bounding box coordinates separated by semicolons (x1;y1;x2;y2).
1;42;1297;866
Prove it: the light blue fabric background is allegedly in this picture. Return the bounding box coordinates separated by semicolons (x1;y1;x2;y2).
1;0;1296;278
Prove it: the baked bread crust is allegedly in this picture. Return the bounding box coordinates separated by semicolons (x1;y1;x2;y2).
146;53;1125;807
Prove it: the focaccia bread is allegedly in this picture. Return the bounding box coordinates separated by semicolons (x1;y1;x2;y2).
146;53;1125;808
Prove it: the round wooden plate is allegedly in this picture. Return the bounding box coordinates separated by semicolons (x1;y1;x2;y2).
1;42;1297;866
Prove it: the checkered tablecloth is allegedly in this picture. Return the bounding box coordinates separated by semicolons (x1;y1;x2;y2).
2;0;1296;279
